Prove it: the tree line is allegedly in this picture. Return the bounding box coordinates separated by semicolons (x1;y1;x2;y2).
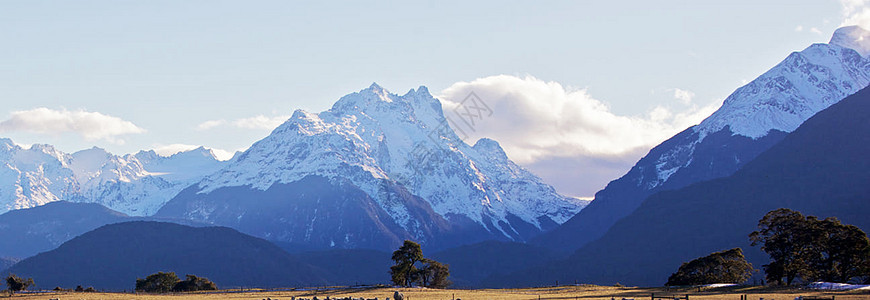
666;208;870;286
4;272;217;294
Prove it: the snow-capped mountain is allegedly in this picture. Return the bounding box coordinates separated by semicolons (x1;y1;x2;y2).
157;84;583;250
0;141;226;216
534;26;870;251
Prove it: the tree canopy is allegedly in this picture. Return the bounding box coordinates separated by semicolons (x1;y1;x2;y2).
750;208;870;285
666;248;754;286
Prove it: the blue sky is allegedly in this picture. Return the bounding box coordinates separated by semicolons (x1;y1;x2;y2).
0;1;862;197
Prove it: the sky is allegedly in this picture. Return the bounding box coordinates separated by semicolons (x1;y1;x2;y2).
0;0;867;198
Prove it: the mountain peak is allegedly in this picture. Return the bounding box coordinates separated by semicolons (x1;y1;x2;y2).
0;138;19;152
362;82;391;101
830;25;870;56
473;138;509;161
168;146;218;161
368;82;384;91
403;85;433;98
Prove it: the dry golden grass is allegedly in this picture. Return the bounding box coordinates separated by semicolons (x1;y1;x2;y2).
5;285;870;300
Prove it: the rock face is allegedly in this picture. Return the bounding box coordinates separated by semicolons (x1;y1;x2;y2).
157;84;583;251
534;26;870;252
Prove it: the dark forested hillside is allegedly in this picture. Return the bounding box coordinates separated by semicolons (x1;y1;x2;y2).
6;221;330;290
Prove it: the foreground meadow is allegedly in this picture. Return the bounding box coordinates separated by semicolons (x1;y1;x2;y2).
5;285;870;300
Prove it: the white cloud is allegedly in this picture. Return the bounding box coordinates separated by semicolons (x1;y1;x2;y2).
151;143;237;161
438;75;719;196
196;119;227;131
0;107;145;144
795;25;804;32
811;27;823;35
232;115;289;130
671;88;695;105
840;0;870;29
196;115;289;131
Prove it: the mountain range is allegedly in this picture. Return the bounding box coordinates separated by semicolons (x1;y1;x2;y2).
0;85;584;252
0;143;226;216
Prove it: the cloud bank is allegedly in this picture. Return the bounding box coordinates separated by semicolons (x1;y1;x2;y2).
841;0;870;28
0;108;145;144
438;75;718;197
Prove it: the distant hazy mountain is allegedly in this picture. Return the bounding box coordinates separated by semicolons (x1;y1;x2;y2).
6;221;329;290
489;77;870;287
0;143;226;216
157;84;583;251
0;201;129;258
534;26;870;252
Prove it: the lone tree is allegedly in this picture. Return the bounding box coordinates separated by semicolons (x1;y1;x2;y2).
750;208;870;285
665;248;754;286
5;274;34;294
172;274;218;292
391;240;424;287
135;271;180;293
390;240;450;288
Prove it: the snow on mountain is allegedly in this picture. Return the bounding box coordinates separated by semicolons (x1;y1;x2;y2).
0;139;76;211
0;141;227;216
191;83;582;243
534;26;870;251
670;28;870;187
697;32;870;140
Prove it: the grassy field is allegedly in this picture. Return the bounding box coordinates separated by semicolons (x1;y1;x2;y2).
5;285;870;300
